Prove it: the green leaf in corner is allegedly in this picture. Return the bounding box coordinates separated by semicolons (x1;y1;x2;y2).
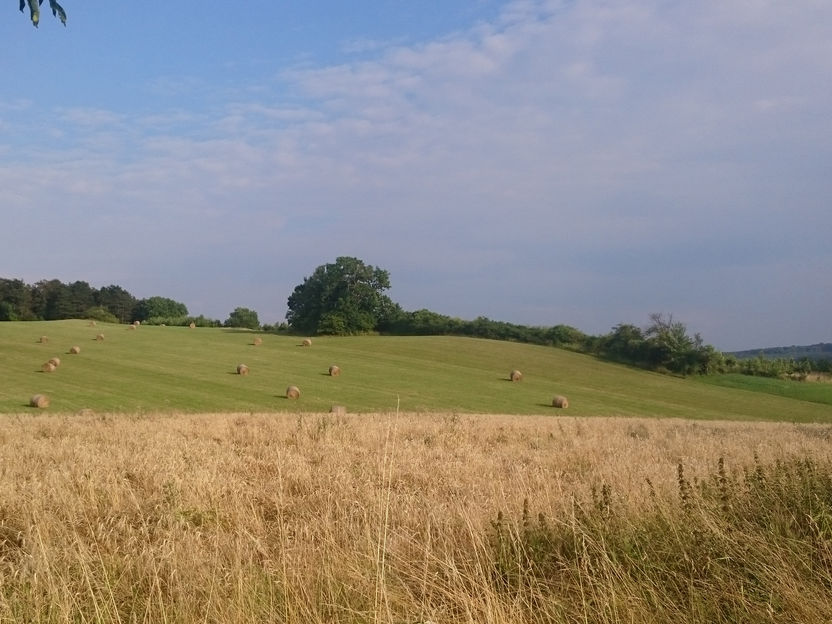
26;0;39;27
49;0;66;25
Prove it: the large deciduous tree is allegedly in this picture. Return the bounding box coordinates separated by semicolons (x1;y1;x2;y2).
20;0;66;27
644;312;702;375
95;284;137;323
286;257;393;335
0;278;34;320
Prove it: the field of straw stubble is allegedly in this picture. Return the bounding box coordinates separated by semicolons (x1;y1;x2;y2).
2;410;832;623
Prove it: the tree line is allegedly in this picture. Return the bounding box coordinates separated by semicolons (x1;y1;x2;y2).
4;260;827;378
285;258;724;375
0;278;260;329
284;258;831;377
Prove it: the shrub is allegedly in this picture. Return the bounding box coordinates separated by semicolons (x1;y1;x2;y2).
83;306;119;324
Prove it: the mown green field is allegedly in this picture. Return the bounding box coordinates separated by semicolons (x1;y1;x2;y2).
1;320;831;421
698;372;832;406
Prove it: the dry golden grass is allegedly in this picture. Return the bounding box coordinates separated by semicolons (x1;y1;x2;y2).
1;412;831;623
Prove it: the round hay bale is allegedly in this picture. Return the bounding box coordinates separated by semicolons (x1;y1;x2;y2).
133;320;140;326
30;394;50;408
552;395;569;409
301;338;312;347
286;385;301;400
69;345;81;354
128;324;136;330
330;405;347;415
48;357;61;367
510;369;523;382
39;336;49;344
329;364;341;377
253;337;263;346
89;320;97;326
237;364;250;376
189;322;196;329
41;362;56;373
96;333;105;341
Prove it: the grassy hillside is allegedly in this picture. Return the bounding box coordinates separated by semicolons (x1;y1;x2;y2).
2;320;831;421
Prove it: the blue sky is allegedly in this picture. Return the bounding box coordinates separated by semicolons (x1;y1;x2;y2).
1;1;830;351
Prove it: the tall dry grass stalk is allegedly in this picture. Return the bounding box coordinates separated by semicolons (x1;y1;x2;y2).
0;412;831;623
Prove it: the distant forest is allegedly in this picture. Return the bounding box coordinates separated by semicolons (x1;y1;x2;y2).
0;277;219;327
2;276;829;377
730;343;832;361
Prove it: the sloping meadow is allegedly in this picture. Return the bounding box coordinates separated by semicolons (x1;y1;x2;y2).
2;320;831;420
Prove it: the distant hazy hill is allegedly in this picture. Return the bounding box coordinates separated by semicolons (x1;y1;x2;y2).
730;343;832;360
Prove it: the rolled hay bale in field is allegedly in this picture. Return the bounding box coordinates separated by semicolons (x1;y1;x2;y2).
301;338;312;347
189;322;196;329
29;394;50;408
253;337;263;346
237;364;250;376
88;320;97;327
95;333;105;341
48;357;61;367
328;364;341;377
128;324;136;330
286;385;301;400
552;395;569;409
510;369;523;382
133;320;140;326
69;345;81;354
330;405;347;415
41;362;56;373
39;336;48;344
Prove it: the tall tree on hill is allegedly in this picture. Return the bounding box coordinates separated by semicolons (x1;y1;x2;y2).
286;257;394;335
95;285;137;323
66;280;96;318
19;0;66;27
644;312;702;375
33;279;72;320
0;278;34;320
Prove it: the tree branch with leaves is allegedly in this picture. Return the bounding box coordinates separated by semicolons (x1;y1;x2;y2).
20;0;66;27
